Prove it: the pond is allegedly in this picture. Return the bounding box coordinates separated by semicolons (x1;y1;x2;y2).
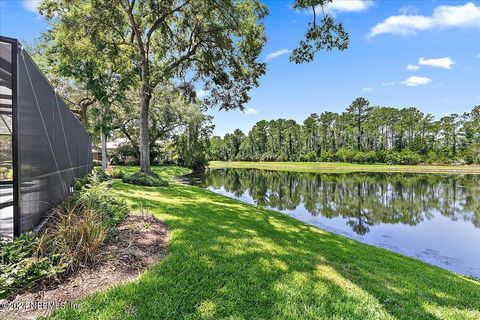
182;168;480;278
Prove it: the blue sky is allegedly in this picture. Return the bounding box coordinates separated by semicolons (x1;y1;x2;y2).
1;0;480;136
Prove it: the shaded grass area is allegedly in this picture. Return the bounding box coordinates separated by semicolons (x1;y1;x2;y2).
51;166;480;319
117;165;190;180
209;161;480;175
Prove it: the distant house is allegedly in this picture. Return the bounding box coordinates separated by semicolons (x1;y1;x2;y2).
92;137;128;161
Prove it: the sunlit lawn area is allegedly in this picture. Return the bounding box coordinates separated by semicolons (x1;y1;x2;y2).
51;166;480;319
209;161;480;175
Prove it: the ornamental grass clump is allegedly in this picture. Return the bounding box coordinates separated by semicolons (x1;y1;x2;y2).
38;202;107;271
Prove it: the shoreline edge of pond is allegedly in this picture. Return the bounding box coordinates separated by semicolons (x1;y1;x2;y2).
209;161;480;175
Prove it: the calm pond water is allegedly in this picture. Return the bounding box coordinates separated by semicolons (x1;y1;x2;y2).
182;168;480;278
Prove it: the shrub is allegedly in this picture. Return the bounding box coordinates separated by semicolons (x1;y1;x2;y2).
0;233;64;299
276;153;288;162
105;166;125;179
364;151;378;164
384;150;399;165
335;148;357;163
463;143;480;164
122;171;169;187
353;152;367;164
92;159;102;167
424;150;439;164
94;167;111;182
78;185;128;232
259;152;278;162
319;151;334;162
300;151;316;162
398;149;422;165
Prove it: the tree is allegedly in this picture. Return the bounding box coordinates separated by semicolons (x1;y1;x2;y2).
41;0;268;174
173;110;213;170
291;0;349;63
28;40;96;127
40;2;134;171
346;97;372;151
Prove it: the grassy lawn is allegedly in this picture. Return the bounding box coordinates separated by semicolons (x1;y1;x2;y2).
50;166;480;319
209;161;480;175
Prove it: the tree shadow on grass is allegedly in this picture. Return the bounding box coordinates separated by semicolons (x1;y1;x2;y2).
52;182;480;320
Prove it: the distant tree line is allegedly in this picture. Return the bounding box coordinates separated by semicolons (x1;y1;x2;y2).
210;98;480;165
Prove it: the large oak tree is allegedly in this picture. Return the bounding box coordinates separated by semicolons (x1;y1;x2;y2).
42;0;268;173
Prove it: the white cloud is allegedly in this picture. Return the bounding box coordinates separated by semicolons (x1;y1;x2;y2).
324;0;374;14
382;81;396;86
362;87;373;92
369;2;480;37
419;57;455;69
295;0;373;16
196;90;208;98
406;64;420;71
399;6;418;15
265;49;291;61
401;76;432;87
23;0;42;13
243;108;258;115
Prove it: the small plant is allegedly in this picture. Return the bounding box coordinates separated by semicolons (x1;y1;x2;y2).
137;202;151;219
0;233;64;299
94;168;111;182
106;166;125;179
122;171;169;187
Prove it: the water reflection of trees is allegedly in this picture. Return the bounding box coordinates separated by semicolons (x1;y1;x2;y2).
202;169;480;235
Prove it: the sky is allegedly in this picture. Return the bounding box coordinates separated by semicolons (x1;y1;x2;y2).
1;0;480;136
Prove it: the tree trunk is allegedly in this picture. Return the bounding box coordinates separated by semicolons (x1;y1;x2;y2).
100;126;108;171
139;78;151;173
80;103;88;127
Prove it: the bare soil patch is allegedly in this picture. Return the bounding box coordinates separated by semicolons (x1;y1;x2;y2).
0;214;168;320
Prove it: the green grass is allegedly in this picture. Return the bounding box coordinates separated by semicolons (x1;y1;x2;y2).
209;161;480;175
50;166;480;319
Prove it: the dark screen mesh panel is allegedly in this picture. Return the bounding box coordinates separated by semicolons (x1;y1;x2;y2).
16;48;92;233
0;40;13;239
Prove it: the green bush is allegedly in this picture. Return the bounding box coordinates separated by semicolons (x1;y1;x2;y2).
398;149;422;165
300;151;317;162
122;171;169;187
353;152;367;164
463;143;480;164
92;159;102;167
107;167;125;179
94;167;111;182
364;151;378;164
319;151;334;162
335;148;357;163
1;233;64;299
78;185;128;232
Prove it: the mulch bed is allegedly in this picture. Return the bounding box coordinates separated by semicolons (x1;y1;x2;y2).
0;214;168;320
